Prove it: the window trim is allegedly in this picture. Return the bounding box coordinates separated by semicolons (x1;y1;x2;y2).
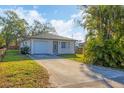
61;42;66;48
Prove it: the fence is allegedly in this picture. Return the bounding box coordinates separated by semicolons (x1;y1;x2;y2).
75;48;83;54
0;48;6;62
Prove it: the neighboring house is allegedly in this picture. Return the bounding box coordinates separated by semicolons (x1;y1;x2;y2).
20;32;76;55
77;42;85;48
75;42;85;54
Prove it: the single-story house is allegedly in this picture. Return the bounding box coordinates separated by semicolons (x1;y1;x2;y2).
20;32;76;55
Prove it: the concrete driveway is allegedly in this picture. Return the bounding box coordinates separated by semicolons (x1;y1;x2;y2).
30;55;124;88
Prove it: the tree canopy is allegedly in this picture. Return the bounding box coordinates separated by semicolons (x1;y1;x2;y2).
0;10;56;48
29;20;56;36
80;5;124;68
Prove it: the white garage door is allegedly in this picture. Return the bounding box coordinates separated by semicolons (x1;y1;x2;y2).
33;40;50;54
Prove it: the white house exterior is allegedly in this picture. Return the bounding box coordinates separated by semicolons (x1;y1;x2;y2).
20;33;76;55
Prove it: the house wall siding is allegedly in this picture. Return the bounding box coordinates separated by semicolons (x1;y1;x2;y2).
20;40;32;53
58;41;75;54
20;39;75;55
20;40;31;48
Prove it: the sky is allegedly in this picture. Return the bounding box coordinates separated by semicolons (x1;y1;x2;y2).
0;5;87;42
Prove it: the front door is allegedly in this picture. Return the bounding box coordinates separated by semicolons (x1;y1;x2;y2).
53;41;58;54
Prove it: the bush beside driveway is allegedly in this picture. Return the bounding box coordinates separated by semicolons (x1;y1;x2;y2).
0;50;50;88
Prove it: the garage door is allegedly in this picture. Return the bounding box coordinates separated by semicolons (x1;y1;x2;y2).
33;41;50;54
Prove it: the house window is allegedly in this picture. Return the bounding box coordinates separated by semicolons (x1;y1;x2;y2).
61;42;66;48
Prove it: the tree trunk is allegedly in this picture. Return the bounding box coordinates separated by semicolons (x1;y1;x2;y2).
15;38;18;49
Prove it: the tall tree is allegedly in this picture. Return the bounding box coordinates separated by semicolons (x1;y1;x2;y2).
29;20;56;36
0;33;5;48
0;10;28;48
80;5;124;67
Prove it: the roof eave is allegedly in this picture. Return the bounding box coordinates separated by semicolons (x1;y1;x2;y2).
30;37;77;41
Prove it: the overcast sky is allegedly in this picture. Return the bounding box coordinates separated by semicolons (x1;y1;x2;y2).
0;5;87;42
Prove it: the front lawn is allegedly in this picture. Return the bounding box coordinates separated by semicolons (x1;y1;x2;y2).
59;54;83;62
0;50;50;88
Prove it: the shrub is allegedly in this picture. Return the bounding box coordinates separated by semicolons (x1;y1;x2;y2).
83;38;124;68
20;46;30;55
80;6;124;69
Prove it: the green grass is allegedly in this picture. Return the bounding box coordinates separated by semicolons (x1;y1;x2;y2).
3;50;30;62
0;50;50;88
59;54;83;62
60;54;124;71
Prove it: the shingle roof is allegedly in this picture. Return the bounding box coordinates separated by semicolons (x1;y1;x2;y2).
30;32;76;41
